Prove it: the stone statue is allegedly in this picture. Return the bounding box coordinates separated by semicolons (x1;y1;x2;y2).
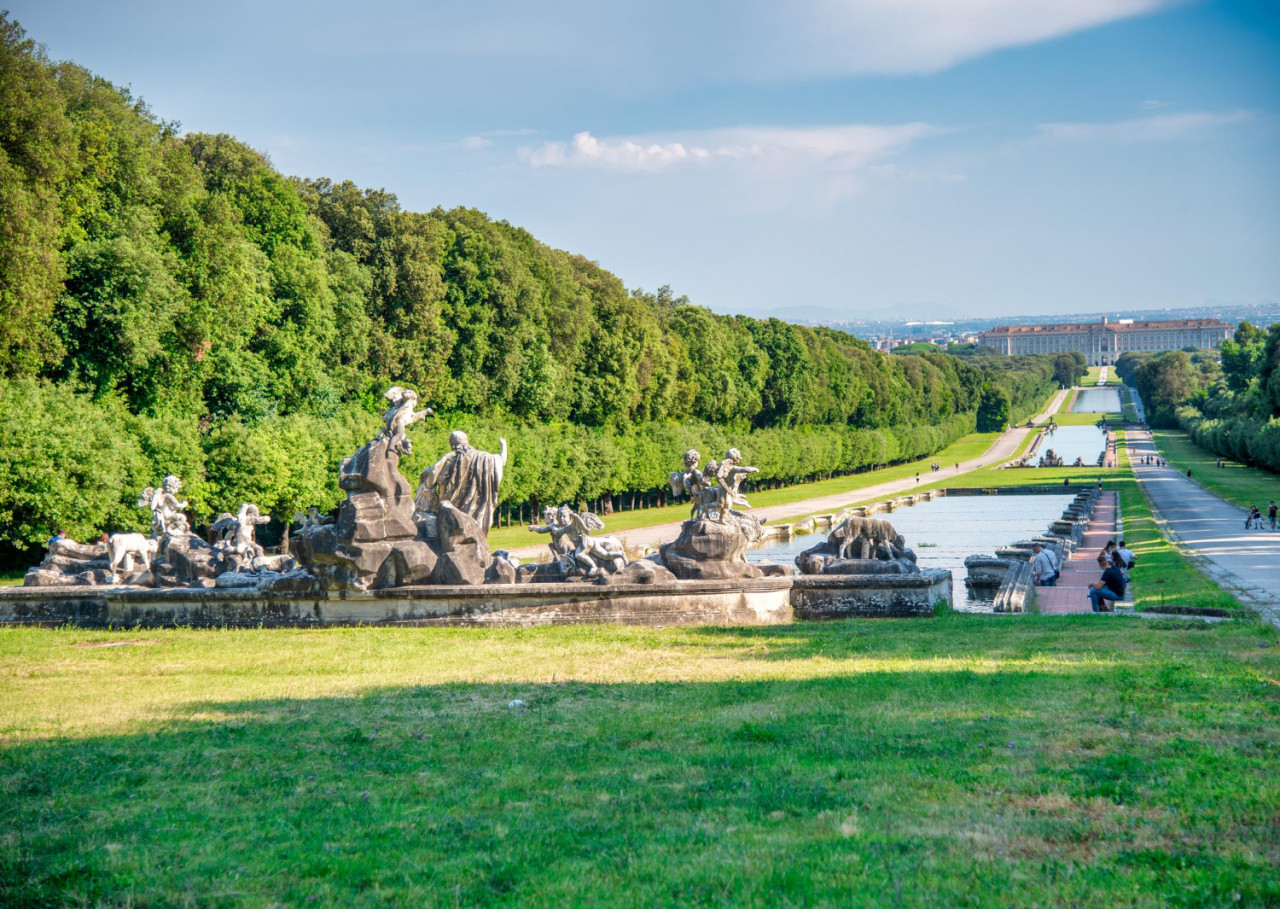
414;430;508;536
795;512;919;576
210;503;271;568
138;475;190;537
529;505;574;560
377;386;433;456
711;447;760;518
107;533;159;583
669;449;719;521
529;505;626;578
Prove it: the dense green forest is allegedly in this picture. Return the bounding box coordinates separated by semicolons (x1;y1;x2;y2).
0;14;1072;565
1117;321;1280;471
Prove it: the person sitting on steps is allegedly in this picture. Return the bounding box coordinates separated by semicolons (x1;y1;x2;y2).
1088;552;1126;612
1032;543;1058;588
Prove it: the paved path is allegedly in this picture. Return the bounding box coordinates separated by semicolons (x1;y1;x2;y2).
1127;428;1280;625
1037;491;1117;614
509;389;1070;560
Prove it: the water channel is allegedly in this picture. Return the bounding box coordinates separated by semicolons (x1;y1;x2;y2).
747;493;1075;611
1071;387;1122;413
1039;425;1108;465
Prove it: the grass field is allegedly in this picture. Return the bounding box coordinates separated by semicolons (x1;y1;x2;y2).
1084;367;1123;386
1;616;1277;906
1150;430;1279;514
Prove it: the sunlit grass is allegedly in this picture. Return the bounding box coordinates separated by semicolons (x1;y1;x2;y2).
1;617;1275;905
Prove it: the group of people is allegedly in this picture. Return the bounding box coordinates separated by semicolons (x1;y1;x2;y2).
1245;501;1277;531
1140;455;1165;467
1030;537;1135;613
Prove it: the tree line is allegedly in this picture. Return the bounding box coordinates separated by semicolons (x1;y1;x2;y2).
1116;321;1280;472
0;14;1066;565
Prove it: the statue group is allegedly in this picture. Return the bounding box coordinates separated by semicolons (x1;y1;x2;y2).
25;385;789;591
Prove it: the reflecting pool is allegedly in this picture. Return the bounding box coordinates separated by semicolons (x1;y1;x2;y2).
1072;387;1122;413
748;494;1075;611
1039;425;1107;465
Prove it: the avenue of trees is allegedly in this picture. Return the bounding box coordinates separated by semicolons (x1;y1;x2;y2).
0;14;1065;564
1117;321;1280;472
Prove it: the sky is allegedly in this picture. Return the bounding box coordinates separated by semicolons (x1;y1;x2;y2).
10;0;1280;320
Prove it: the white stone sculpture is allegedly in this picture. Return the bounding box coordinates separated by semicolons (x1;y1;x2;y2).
377;386;433;456
138;475;190;537
414;430;508;536
211;503;271;567
108;533;159;583
529;505;574;560
532;505;627;578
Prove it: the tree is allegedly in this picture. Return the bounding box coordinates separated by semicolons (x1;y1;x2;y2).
975;385;1011;432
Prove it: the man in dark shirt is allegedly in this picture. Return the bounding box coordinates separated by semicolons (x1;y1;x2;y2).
1088;553;1126;612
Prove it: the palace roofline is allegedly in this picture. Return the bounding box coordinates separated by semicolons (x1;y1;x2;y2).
982;318;1232;336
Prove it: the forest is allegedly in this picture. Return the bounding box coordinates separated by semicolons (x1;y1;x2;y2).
1117;321;1280;472
0;14;1073;566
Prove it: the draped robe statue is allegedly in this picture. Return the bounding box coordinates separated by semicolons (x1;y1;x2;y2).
413;431;508;536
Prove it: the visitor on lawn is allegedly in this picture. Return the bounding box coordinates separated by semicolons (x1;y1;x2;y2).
1031;543;1058;587
1088;553;1125;613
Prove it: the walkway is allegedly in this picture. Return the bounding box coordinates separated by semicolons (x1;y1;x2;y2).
1036;491;1117;614
509;389;1071;560
1127;428;1280;624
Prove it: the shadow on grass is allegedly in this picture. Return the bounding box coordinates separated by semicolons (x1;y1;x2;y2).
3;659;1277;906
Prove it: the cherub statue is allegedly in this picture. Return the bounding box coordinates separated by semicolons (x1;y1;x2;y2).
211;503;271;568
669;448;721;521
377;386;433;456
137;474;190;538
528;505;574;560
713;448;759;515
531;505;627;578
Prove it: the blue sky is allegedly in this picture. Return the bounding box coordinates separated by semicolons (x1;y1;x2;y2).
11;0;1280;319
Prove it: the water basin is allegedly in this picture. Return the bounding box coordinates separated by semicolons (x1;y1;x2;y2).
1072;387;1121;413
1038;425;1107;465
748;494;1075;611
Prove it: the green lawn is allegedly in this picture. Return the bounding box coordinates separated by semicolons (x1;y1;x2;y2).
1150;430;1279;514
0;571;21;588
1084;367;1123;386
1;617;1276;906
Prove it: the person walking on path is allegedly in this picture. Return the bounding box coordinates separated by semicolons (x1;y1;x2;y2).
1088;552;1126;612
1246;506;1262;530
1269;501;1277;532
1032;543;1059;587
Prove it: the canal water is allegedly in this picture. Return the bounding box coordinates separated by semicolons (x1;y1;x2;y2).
1071;387;1122;413
1038;425;1107;465
748;494;1075;611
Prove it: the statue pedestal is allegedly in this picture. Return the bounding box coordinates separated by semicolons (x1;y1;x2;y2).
658;518;764;581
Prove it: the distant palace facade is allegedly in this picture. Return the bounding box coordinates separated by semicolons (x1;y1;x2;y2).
978;317;1233;367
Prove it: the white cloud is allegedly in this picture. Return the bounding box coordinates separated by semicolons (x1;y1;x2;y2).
386;0;1175;82
520;124;941;174
1038;110;1254;143
460;136;493;150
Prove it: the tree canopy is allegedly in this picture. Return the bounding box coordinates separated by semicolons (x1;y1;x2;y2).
0;13;1062;564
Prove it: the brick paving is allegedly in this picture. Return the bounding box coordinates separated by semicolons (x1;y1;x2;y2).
1035;490;1117;614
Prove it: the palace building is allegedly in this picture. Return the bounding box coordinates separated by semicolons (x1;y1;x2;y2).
978;317;1233;367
